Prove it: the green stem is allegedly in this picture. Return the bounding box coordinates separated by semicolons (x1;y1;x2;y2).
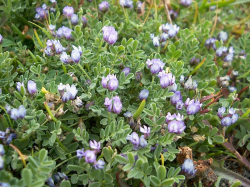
77;64;92;81
44;102;58;123
55;155;77;169
150;76;155;88
0;105;13;128
56;137;69;153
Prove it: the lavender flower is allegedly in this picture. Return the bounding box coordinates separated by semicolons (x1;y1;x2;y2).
176;100;184;110
139;135;147;147
228;86;237;93
46;178;55;187
168;83;177;92
0;131;6;139
122;67;131;76
93;160;105;169
102;74;119;91
140;125;150;138
217;107;226;118
190;57;200;65
152;37;160;47
120;0;133;8
27;80;37;95
170;91;182;105
180;0;192;7
139;89;149;100
102;26;118;45
126;132;140;147
186;99;202;115
53;40;63;53
63;6;74;18
76;148;85;159
0;34;3;44
168;120;186;134
162;24;179;38
82;16;88;28
0;156;4;170
84;150;96;163
205;38;217;50
229;107;236;115
61;84;78;102
18;105;26;119
99;1;109;13
136;1;144;13
16;82;24;92
71;14;79;25
181;159;196;177
158;71;175;88
0;144;5;156
104;97;113;112
135;71;143;81
10;105;26;120
113;96;123;114
60;52;71;64
221;116;232;126
6;133;17;145
231;114;238;124
146;59;165;75
71;49;81;63
224;53;233;62
90;140;101;153
218;31;228;42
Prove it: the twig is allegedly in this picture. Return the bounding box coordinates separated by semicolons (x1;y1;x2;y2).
162;0;172;24
9;144;26;167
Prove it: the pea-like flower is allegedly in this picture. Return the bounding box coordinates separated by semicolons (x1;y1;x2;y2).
84;150;96;163
102;74;119;91
104;96;123;114
93;159;105;169
158;71;175;88
82;16;88;28
59;84;78;102
218;31;228;42
168;120;186;134
102;26;118;45
63;6;74;18
221;116;232;126
181;159;196;178
71;14;79;25
120;0;133;8
180;0;192;7
90;140;101;153
27;80;37;95
71;49;81;63
0;34;3;44
10;105;26;120
139;135;147;148
139;89;149;100
16;82;24;92
185;99;202;115
126;132;140;147
146;59;165;75
122;67;131;76
76;148;85;159
0;144;5;156
217;107;226;118
140;125;150;138
205;38;217;50
99;1;109;13
60;52;71;64
170;91;182;105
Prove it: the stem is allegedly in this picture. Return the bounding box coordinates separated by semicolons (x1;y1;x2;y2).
55;155;77;169
77;64;92;81
150;76;155;88
162;0;172;24
9;144;26;167
0;105;13;128
44;102;58;123
56;137;69;153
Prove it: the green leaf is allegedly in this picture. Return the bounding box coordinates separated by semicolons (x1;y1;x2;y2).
104;173;113;183
133;40;138;51
144;118;154;126
133;99;146;119
103;147;112;162
22;168;32;187
213;135;224;144
157;165;166;180
60;180;71;187
161;178;175;186
150;176;161;186
89;182;101;187
39;149;47;163
71;174;78;184
198;145;209;152
68;165;84;173
156;117;166;125
127;152;135;163
128;168;139;178
115;155;129;164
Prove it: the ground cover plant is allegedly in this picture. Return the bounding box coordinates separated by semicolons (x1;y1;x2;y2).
0;0;250;186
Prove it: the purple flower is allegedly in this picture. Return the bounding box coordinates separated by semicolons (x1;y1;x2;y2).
180;0;192;7
10;105;26;120
228;107;236;115
169;9;178;19
152;37;160;47
190;57;200;65
113;96;123;114
16;82;24;92
140;125;150;138
120;0;133;8
0;34;3;44
135;71;143;81
122;67;131;76
186;100;202;115
160;33;168;42
0;156;4;170
27;80;37;95
217;107;226;118
76;148;85;159
181;159;196;177
102;74;119;91
104;97;113;112
228;86;237;93
231;114;238;124
146;59;165;74
84;150;96;163
168;25;180;38
93;159;105;169
54;40;63;53
71;49;81;63
136;1;144;13
61;84;78;102
60;52;70;64
224;53;233;62
18;105;26;119
139;89;149;100
0;144;5;156
0;131;6;139
150;63;160;74
176;100;184;110
63;6;74;18
6;133;17;145
218;31;228;42
99;1;109;13
166;112;176;123
82;16;88;28
168;83;177;92
221;116;232;126
46;178;55;187
90;140;101;153
170;91;182;105
102;26;118;45
126;132;140;147
158;71;175;88
139;135;147;147
71;14;79;25
205;38;217;50
57;26;72;40
168;120;186;134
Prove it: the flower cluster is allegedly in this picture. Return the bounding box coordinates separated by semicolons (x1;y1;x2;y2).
140;125;150;138
56;26;73;40
0;128;17;145
158;70;175;89
0;34;3;44
218;107;239;126
99;1;109;13
180;0;192;7
205;38;217;50
102;26;118;45
63;6;74;18
161;23;180;38
57;83;78;102
146;58;165;74
6;105;26;121
102;74;119;91
45;39;65;56
126;132;148;150
185;98;202;115
120;0;133;8
139;89;149;100
76;140;105;169
17;80;37;95
170;91;184;110
104;96;123;114
35;2;57;20
60;46;82;64
218;31;228;42
166;113;186;134
122;67;131;76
